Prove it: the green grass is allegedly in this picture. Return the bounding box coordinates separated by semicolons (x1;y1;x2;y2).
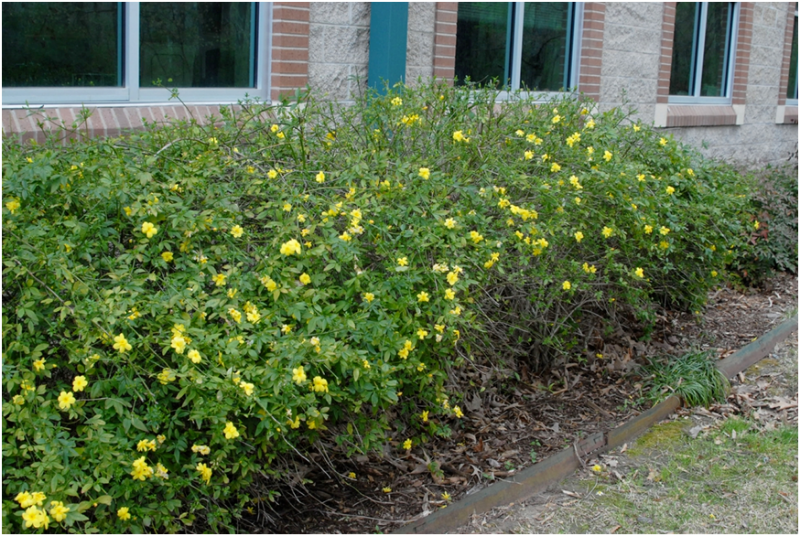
642;350;730;407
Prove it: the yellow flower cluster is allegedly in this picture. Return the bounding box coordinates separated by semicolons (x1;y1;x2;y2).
292;366;307;384
280;239;302;256
565;132;581;147
113;333;132;353
131;456;154;480
196;462;213;484
224;421;240;440
192;444;211;455
260;275;278;292
136;439;157;452
398;340;414;359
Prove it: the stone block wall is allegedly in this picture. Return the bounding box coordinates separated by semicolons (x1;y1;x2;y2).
308;2;371;100
406;3;436;84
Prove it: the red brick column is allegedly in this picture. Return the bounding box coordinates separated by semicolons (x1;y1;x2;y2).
270;2;310;101
433;2;458;83
778;5;797;106
731;2;754;106
577;3;605;101
656;2;677;106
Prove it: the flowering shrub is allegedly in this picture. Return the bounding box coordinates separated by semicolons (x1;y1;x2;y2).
2;81;751;532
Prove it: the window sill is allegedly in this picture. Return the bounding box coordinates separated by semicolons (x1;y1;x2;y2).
775;105;798;124
654;103;743;128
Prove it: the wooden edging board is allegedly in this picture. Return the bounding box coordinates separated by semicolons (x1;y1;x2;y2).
395;315;798;534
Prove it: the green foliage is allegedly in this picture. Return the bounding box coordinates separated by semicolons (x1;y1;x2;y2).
2;81;752;532
642;350;730;407
730;164;798;286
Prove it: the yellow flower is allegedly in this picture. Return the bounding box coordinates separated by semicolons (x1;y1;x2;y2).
582;262;597;274
113;333;132;353
12;394;24;405
403;438;412;450
391;96;403;106
660;137;668;146
316;171;326;183
417;291;430;303
552;114;562;124
312;376;329;393
231;225;244;238
585;119;595;129
70;375;88;392
267;169;278;179
339;232;352;241
754;220;760;230
131;456;154;480
449;306;462;316
171;333;188;353
141;222;158;238
711;270;718;277
137;439;156;452
419;167;430;179
592;464;602;472
550;163;561;173
446;271;459;286
188;349;202;363
453;406;464;418
283;203;292;212
299;273;311;285
48;501;70;522
33;358;46;372
524;150;534;160
562;280;572;291
633;124;641;132
634;267;644;278
383;487;392;493
6;198;20;214
196;462;213;484
240;382;254;396
666;186;675;195
58;391;76;411
603;150;613;162
417;329;428;339
602;226;613;238
280;239;302;256
644;225;653;234
574;197;581;205
191;444;211;455
660;240;670;249
574;231;584;243
470;230;484;244
223;421;240;440
212;273;226;286
227;288;238;298
362;292;375;303
117;506;132;521
569;175;582;189
660;226;670;235
281;324;292;334
444;218;457;229
452;130;469;142
270;124;280;133
161;251;174;262
397;257;408;266
442;492;452;501
292;367;307;384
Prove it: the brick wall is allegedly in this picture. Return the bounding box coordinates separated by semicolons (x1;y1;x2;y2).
578;3;605;101
433;3;457;83
271;2;310;101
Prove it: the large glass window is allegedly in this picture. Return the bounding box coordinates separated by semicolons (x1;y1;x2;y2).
669;2;738;100
3;3;123;88
455;2;578;92
2;2;268;105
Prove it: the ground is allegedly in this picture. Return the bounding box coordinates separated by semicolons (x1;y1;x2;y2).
264;273;797;534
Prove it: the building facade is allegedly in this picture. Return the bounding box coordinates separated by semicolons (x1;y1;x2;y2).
2;2;797;167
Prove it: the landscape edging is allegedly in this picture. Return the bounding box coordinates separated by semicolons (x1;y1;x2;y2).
394;315;798;534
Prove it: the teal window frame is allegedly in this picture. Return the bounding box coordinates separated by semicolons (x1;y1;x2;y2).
787;7;798;104
2;2;271;107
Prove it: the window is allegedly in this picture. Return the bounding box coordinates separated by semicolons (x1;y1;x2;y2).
669;2;739;102
2;2;270;105
455;2;581;92
788;8;798;102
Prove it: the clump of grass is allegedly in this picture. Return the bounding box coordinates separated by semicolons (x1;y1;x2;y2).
642;350;729;407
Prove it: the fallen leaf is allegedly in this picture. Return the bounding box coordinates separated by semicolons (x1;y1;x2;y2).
562;490;581;498
610;525;622;533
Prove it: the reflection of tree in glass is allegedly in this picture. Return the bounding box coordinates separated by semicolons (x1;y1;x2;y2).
140;3;254;88
2;2;120;87
519;3;568;92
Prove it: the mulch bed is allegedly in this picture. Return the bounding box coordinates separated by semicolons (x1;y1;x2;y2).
252;273;797;534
